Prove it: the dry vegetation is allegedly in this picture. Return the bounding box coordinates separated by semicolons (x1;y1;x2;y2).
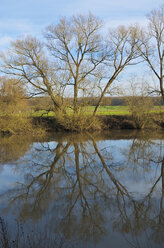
0;77;45;135
55;113;102;132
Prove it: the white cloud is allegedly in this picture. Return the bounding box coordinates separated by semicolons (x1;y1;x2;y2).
0;19;44;51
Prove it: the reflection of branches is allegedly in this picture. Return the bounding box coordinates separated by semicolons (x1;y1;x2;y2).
1;138;109;243
60;142;107;241
126;137;159;172
89;133;164;246
1;134;164;247
3;142;71;219
121;137;164;246
90;134;139;233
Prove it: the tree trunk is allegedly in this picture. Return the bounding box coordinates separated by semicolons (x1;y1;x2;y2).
93;79;114;116
74;83;78;114
48;90;64;113
159;77;164;102
93;69;123;116
50;95;61;111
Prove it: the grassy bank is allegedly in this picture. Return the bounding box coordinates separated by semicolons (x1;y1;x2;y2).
31;112;164;132
1;106;164;135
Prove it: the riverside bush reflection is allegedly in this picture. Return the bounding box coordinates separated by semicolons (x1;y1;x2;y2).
0;131;164;248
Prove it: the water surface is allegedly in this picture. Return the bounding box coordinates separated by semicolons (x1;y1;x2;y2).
0;130;164;248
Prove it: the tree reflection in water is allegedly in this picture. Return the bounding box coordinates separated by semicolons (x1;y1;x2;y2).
0;132;164;248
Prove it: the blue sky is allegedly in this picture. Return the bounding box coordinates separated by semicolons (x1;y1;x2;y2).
0;0;163;50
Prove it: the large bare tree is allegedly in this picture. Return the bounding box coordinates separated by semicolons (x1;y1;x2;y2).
0;37;64;112
139;5;164;101
45;13;106;113
93;25;142;115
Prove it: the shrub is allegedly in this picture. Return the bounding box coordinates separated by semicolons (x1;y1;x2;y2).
0;116;45;135
126;96;153;129
122;78;154;129
55;113;102;132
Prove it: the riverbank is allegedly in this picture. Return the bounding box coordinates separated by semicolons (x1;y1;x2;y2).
30;113;164;131
1;113;164;136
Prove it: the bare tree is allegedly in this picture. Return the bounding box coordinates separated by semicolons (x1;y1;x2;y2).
0;36;65;112
139;5;164;101
93;25;142;116
45;13;106;113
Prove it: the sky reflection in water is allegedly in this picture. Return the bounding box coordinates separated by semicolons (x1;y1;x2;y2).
0;131;164;248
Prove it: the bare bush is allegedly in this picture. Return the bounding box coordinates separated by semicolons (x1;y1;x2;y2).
55;112;102;132
124;78;154;129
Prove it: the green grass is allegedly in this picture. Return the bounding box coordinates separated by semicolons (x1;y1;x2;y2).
94;105;164;115
84;106;130;115
30;110;55;117
66;105;164;115
21;105;164;118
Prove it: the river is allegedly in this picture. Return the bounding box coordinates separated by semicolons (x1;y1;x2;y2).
0;130;164;248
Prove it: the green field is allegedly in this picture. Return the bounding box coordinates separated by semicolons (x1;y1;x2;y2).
85;106;130;115
30;105;164;117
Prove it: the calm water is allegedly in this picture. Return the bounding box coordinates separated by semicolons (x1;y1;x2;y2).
0;130;164;248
